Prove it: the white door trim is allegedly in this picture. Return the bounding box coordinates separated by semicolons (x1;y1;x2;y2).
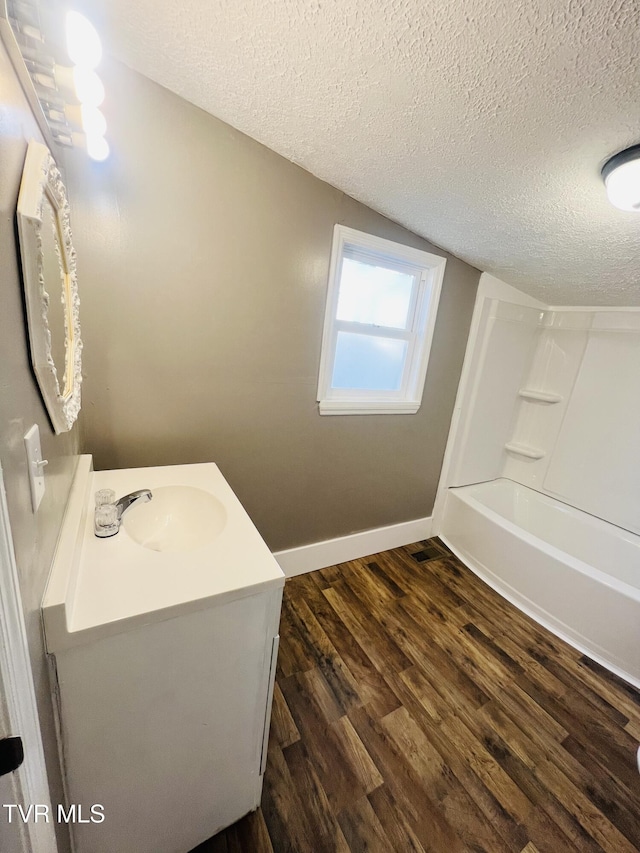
0;465;58;852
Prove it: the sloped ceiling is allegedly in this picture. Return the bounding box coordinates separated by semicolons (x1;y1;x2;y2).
84;0;640;305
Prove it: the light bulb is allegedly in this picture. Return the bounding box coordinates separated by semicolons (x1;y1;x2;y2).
73;66;105;107
80;105;107;137
604;160;640;211
602;145;640;212
66;11;102;69
86;134;109;162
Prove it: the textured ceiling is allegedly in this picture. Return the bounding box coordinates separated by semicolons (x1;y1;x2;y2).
83;0;640;305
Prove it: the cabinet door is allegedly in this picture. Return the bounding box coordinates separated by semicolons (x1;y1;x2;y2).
55;585;283;853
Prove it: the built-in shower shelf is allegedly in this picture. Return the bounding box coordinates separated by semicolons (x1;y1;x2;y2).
504;442;546;460
518;389;562;403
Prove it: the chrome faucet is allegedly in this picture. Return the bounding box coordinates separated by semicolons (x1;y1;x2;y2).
94;489;152;538
115;489;153;519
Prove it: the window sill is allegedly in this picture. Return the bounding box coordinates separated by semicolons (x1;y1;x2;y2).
318;400;421;415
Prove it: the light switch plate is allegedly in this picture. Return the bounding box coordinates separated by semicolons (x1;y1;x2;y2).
24;424;46;512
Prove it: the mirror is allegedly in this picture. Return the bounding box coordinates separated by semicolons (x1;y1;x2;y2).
40;192;69;393
17;140;82;433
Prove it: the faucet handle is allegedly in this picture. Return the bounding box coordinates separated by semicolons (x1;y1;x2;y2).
95;488;116;507
95;503;118;537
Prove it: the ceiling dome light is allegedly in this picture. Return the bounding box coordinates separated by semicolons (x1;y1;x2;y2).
602;144;640;211
66;11;102;68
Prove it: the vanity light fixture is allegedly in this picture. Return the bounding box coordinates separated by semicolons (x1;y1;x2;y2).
71;66;105;107
64;10;109;161
79;104;107;137
65;10;102;68
85;133;109;162
0;2;109;160
53;63;105;107
602;144;640;211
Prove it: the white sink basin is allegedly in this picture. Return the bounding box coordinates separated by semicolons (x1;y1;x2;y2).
123;485;227;552
43;459;285;651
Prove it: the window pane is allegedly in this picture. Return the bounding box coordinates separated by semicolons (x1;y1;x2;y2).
331;332;407;391
336;257;415;329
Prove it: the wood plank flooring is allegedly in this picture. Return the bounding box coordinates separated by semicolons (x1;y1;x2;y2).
194;538;640;852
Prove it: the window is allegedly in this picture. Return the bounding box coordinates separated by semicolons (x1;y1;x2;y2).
317;225;446;415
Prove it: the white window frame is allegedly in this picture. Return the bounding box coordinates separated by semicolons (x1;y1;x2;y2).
317;225;446;415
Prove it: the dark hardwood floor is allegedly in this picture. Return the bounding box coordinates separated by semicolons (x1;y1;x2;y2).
195;538;640;852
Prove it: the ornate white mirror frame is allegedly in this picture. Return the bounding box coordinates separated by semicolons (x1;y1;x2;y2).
17;140;82;434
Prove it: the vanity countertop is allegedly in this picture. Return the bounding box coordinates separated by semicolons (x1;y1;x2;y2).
43;456;284;652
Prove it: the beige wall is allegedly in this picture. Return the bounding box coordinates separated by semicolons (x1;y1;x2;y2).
66;59;480;551
0;40;78;853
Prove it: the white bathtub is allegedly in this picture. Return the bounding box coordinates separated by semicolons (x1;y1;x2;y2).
440;478;640;689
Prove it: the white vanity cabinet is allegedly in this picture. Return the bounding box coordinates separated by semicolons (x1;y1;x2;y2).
43;458;284;853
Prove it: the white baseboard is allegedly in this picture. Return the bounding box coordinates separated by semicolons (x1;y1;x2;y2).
273;516;433;577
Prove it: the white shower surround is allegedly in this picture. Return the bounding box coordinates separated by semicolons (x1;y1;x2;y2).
435;274;640;687
440;479;640;689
